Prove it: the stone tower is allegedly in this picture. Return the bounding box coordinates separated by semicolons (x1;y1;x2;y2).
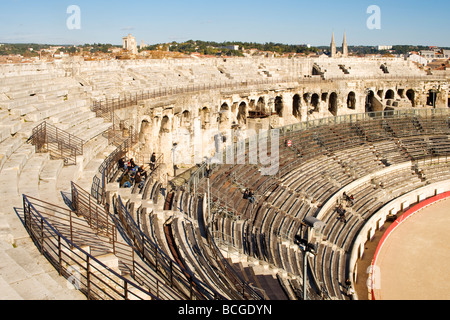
342;32;348;57
330;32;337;58
122;33;138;55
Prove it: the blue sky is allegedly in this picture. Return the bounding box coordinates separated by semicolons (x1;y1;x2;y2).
1;0;449;46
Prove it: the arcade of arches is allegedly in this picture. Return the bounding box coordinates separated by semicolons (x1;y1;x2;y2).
131;80;449;175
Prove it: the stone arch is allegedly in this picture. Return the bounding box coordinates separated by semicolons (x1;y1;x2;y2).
180;110;191;128
256;97;265;113
219;102;230;127
406;89;416;107
153;116;161;130
427;89;438;107
385;89;395;100
377;90;384;99
347;91;356;110
160;116;171;134
237;101;247;125
311;93;320;112
328;92;338;116
140;119;150;133
303;93;310;104
139;119;151;143
275;96;283;117
200;107;210;126
293;94;301;119
249;99;256;111
366;90;376;113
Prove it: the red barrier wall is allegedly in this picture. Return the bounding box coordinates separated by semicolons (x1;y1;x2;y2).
370;191;450;300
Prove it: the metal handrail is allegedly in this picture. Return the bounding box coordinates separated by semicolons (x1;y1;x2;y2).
113;195;227;300
70;182;184;300
22;194;159;300
187;108;450;218
91;133;138;204
31;121;84;166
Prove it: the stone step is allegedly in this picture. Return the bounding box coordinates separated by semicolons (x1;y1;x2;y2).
38;159;65;204
2;241;86;300
18;153;50;198
0;243;63;300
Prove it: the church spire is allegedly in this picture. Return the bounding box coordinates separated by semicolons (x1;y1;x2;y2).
342;32;348;57
330;32;337;58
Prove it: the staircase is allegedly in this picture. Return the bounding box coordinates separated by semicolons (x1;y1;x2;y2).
30;121;84;166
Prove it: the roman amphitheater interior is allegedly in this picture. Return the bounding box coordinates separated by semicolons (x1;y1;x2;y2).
1;55;450;300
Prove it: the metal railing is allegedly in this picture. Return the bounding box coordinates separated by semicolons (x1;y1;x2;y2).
113;195;227;300
31;121;84;166
70;182;185;300
22;194;159;300
196;195;264;300
90;76;320;117
184;108;450;216
92;132;139;204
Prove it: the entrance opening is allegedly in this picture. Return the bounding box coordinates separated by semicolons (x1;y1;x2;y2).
219;103;230;126
257;97;265;112
311;94;320;112
160;116;170;134
180;110;190;128
275;96;283;117
200;107;210;129
406;89;416;107
328;92;338;116
237;102;247;125
347;92;356;110
366;90;376;113
293;94;301;119
385;90;395;100
427;89;437;107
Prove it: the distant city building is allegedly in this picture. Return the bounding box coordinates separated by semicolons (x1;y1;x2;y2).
420;49;450;63
122;33;138;55
222;45;240;51
408;53;428;66
377;45;393;51
443;50;450;59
